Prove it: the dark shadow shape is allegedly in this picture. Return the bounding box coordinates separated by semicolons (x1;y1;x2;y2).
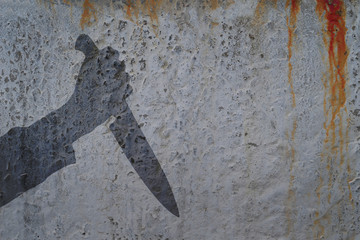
0;34;179;217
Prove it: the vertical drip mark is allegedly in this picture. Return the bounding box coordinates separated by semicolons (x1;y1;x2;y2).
315;0;351;203
313;211;325;240
125;0;162;34
316;0;348;177
314;0;352;238
80;0;97;30
147;0;161;24
286;0;300;108
63;0;73;19
125;0;161;23
345;116;354;207
285;1;300;238
126;0;132;19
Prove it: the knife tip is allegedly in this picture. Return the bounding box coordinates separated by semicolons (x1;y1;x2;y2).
162;195;180;217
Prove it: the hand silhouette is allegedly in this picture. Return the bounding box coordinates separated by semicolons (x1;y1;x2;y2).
0;34;179;217
74;34;132;118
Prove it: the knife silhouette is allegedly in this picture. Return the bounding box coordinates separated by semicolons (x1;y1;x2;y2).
75;34;179;217
109;105;179;217
0;34;179;217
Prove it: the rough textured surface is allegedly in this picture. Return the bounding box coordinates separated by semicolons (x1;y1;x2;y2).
0;0;360;239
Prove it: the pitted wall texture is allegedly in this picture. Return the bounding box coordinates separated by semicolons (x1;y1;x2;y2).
1;0;360;239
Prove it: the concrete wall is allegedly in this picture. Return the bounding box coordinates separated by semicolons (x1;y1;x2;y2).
0;0;360;239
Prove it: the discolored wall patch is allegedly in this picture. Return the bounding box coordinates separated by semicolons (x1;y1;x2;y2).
38;0;233;31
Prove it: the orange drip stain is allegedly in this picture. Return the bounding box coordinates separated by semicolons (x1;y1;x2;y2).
284;1;300;238
148;0;161;24
124;0;164;33
124;0;223;33
315;175;323;201
254;0;277;26
315;0;350;198
313;209;333;240
211;21;219;29
313;215;325;240
40;1;224;31
126;0;132;19
80;0;97;30
286;0;300;108
254;0;265;25
347;163;355;207
126;0;222;23
225;0;235;9
210;0;219;10
316;0;348;161
314;0;352;236
345;115;354;207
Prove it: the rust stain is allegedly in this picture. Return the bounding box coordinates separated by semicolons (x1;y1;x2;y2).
316;0;352;200
313;213;325;240
211;21;219;29
39;0;225;31
286;119;298;238
126;0;132;19
284;1;300;238
225;0;235;9
345;116;354;207
315;175;323;201
80;0;97;30
210;0;219;10
125;0;163;34
314;0;352;236
124;0;223;31
347;163;354;207
286;0;300;108
254;0;277;26
316;0;348;162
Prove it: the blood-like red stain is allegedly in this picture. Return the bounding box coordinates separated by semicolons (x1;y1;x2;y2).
316;0;348;156
314;0;352;237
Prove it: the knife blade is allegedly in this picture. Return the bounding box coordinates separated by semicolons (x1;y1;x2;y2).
109;104;179;217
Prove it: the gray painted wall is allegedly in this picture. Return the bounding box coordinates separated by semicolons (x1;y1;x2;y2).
1;0;360;239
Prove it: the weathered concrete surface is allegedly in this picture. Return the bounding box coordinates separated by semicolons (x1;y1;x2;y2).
0;0;360;239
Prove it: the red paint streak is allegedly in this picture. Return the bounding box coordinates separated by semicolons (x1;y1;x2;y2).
80;0;97;30
316;0;348;158
316;0;351;202
314;0;352;236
